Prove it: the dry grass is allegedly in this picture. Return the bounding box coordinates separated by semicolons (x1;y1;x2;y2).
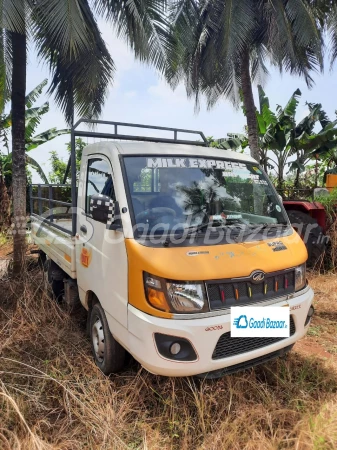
1;263;337;449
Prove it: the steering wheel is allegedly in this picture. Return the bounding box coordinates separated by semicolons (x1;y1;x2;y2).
136;207;176;222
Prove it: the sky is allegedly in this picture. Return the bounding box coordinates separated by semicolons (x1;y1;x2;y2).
21;20;337;183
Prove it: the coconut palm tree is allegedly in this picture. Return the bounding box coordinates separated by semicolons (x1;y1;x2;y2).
167;0;323;162
1;79;71;184
0;0;169;273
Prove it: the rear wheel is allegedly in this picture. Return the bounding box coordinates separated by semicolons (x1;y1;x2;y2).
286;210;326;267
39;254;65;301
89;303;125;375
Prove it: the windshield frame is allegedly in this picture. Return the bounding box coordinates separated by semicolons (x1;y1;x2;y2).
120;153;291;242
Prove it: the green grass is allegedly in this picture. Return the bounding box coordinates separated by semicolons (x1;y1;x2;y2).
0;232;8;247
307;325;323;337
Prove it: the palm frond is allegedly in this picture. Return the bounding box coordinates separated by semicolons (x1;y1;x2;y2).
167;0;322;112
191;0;255;107
32;0;102;57
216;0;256;63
327;3;337;66
165;0;200;87
0;0;26;33
95;0;170;73
0;28;12;113
263;0;322;87
32;0;114;124
250;45;270;87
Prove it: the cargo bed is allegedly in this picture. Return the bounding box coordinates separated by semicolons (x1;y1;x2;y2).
30;184;77;279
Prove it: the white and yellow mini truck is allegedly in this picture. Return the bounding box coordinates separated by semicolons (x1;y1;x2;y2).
30;120;314;379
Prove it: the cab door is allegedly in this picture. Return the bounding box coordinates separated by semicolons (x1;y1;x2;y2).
76;155;128;331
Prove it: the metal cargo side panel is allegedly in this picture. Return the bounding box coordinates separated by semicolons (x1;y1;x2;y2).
31;219;76;278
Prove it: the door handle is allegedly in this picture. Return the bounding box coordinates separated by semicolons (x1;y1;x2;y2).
80;225;87;234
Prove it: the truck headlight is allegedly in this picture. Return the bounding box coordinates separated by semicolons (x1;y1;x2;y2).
294;263;306;291
166;282;206;313
144;272;208;314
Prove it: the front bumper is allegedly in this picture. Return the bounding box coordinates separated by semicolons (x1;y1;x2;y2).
127;286;314;377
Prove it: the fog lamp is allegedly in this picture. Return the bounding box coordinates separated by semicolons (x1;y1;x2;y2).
170;342;181;355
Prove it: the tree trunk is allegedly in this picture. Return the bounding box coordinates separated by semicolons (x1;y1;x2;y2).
294;166;301;189
278;158;284;189
278;168;283;189
11;31;27;274
294;149;301;189
241;49;260;162
315;154;319;188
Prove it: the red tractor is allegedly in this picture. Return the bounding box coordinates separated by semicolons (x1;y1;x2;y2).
279;187;329;267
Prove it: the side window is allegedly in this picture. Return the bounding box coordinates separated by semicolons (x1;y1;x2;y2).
86;158;115;213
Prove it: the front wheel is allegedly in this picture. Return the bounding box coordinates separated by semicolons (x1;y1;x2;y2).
89;303;125;375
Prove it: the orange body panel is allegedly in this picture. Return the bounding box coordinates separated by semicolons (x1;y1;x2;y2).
326;174;337;192
126;230;308;318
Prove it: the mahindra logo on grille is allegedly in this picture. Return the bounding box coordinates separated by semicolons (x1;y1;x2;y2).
251;271;265;283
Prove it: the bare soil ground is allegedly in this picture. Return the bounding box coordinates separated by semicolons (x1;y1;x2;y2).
1;249;337;449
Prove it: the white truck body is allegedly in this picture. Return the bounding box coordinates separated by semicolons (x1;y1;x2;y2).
31;138;314;378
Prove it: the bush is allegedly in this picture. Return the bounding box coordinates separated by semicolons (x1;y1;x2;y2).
315;189;337;271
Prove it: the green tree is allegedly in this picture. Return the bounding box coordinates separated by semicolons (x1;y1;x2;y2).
208;86;337;190
0;79;69;184
49;138;86;184
247;86;337;189
207;135;246;152
168;1;323;162
0;0;169;273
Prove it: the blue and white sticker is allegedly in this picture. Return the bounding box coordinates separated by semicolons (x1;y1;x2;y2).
231;306;290;337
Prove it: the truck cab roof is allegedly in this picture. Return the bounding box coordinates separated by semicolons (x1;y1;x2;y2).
82;141;257;164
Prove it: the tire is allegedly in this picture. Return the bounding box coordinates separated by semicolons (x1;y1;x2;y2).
286;210;327;267
40;257;65;301
89;303;125;375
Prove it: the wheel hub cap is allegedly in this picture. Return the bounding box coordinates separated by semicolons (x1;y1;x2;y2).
92;317;105;363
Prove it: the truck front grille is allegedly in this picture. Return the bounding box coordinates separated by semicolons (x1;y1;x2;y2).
206;269;295;311
212;315;295;360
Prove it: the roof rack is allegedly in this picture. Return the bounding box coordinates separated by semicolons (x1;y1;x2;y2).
64;119;208;234
71;118;208;146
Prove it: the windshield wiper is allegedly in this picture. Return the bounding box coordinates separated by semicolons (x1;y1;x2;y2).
182;223;211;238
233;223;289;242
184;219;228;237
250;223;289;231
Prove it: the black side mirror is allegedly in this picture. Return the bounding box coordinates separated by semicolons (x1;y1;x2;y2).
90;194;122;231
90;193;115;224
109;201;122;231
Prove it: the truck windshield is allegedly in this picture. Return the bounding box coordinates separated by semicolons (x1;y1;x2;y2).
123;156;288;237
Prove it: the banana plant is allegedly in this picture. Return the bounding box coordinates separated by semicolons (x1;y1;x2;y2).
252;86;337;188
287;105;337;187
0;79;69;183
207;134;246;151
212;86;337;189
